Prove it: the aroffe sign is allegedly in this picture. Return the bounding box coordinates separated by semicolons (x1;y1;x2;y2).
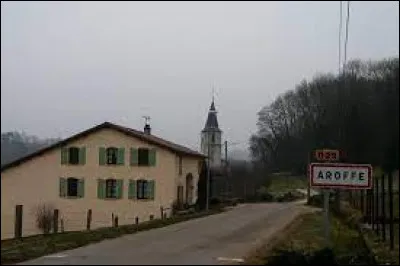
309;163;373;189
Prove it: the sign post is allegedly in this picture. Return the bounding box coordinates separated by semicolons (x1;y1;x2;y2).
309;162;373;247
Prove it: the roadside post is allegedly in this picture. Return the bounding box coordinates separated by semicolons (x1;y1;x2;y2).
309;149;372;248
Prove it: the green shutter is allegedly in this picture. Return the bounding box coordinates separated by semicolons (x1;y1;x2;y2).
116;179;123;199
128;180;137;199
147;180;155;200
97;179;106;199
99;147;106;165
61;148;69;165
148;149;156;166
117;148;125;165
78;179;85;198
79;147;86;165
130;148;138;166
59;178;67;197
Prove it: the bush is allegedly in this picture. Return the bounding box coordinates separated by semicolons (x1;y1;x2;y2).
35;203;55;234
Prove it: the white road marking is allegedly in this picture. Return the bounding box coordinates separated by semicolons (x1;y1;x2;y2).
43;254;68;258
216;257;244;263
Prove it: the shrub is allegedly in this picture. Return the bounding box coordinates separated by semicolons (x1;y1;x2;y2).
35;203;55;234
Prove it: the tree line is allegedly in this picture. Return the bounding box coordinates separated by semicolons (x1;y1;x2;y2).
250;57;399;175
1;132;60;166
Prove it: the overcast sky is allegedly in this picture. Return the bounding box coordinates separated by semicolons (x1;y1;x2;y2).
1;1;399;153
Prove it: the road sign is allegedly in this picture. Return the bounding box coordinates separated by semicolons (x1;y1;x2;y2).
314;149;340;162
309;163;372;189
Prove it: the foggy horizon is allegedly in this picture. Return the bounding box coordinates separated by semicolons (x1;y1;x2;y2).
1;1;399;153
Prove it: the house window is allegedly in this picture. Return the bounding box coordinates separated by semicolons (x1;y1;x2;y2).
106;179;117;198
211;133;215;143
69;147;80;165
137;179;148;199
138;148;149;166
67;178;78;197
179;156;183;175
106;147;118;165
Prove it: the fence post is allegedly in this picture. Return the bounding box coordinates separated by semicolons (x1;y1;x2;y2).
60;218;64;232
87;209;92;231
371;183;375;229
14;205;23;238
53;209;59;233
381;174;386;241
375;177;379;236
388;171;394;250
360;190;364;217
114;216;118;228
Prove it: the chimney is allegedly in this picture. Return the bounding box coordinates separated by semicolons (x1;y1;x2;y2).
143;116;151;135
144;124;151;135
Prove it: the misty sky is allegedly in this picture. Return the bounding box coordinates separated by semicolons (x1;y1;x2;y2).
1;1;399;153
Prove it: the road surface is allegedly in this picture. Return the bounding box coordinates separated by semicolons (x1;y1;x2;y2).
20;202;309;265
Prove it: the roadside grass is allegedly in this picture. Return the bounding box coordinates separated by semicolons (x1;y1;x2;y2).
1;208;224;265
245;211;376;265
267;174;308;193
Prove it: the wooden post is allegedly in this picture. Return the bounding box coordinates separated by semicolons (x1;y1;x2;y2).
375;177;379;236
53;209;59;233
60;219;64;232
371;185;375;229
87;209;92;230
114;216;118;227
360;190;364;218
381;174;386;241
388;171;394;250
14;205;23;238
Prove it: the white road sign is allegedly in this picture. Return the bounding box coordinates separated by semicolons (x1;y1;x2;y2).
309;163;372;189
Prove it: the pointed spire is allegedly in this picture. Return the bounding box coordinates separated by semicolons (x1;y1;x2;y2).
204;98;220;130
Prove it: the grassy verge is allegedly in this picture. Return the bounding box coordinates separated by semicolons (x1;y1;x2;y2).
1;208;224;265
246;211;376;265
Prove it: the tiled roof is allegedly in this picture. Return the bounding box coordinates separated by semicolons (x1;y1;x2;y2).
1;122;205;172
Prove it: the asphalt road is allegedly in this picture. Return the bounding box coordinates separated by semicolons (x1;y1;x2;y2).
19;202;308;265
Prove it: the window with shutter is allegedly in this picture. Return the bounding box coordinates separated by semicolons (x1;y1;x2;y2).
67;178;78;197
97;179;106;199
61;148;69;165
79;148;86;165
68;147;80;165
106;148;118;165
99;148;106;165
59;178;67;197
116;179;123;199
117;148;125;165
128;180;137;199
78;179;85;198
130;148;139;166
105;179;117;198
137;179;148;199
148;149;156;166
138;148;149;166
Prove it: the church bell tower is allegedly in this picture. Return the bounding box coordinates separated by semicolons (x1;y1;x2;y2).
201;98;222;170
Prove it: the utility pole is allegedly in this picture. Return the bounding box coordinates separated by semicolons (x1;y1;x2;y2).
206;137;211;211
224;140;228;199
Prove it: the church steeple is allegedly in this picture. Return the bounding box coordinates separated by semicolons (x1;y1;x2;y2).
201;97;222;170
203;99;220;131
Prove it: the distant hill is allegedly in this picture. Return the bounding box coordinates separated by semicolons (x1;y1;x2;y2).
1;132;60;166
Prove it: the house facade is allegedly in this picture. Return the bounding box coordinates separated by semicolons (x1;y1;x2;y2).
0;122;205;240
